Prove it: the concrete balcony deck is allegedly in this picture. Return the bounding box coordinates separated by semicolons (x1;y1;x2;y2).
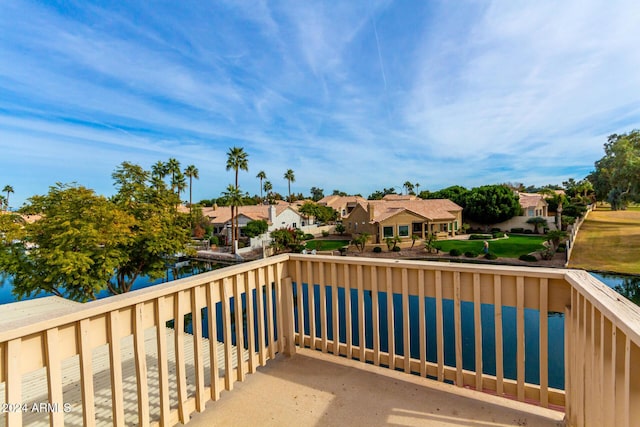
188;348;563;427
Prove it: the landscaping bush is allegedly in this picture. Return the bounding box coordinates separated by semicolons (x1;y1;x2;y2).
558;242;566;250
519;254;538;262
373;246;382;253
469;234;492;240
304;233;314;240
484;252;498;260
490;228;501;232
209;235;219;246
524;229;533;234
510;228;524;234
464;251;477;258
449;248;461;256
322;230;330;237
392;246;402;252
492;231;505;238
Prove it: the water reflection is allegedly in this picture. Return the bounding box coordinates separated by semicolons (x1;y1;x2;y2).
592;272;640;306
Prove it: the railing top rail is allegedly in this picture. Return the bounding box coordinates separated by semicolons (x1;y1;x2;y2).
0;254;290;343
288;254;570;279
565;269;640;345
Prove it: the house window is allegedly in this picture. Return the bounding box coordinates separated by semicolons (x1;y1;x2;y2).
292;223;297;228
454;221;458;231
383;226;394;238
398;225;409;237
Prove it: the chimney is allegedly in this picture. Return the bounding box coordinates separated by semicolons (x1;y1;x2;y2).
368;203;374;222
269;205;277;223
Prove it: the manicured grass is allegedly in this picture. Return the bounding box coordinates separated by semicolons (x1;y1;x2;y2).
435;235;547;258
304;240;350;251
569;207;640;274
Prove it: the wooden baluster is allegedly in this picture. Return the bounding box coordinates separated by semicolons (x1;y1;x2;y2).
155;297;171;426
344;264;353;359
418;269;426;377
402;268;410;373
454;272;463;387
331;263;340;356
191;288;206;412
319;262;328;353
295;261;304;348
372;266;381;366
256;269;266;365
77;319;96;426
45;328;64;427
623;335;631;427
174;292;189;423
266;266;276;359
245;271;257;373
473;273;482;391
282;277;296;356
307;261;316;350
357;264;366;363
206;282;220;401
133;304;150;425
233;275;245;382
435;270;444;382
516;276;525;402
494;275;504;396
108;311;125;427
275;262;285;354
539;278;549;407
221;278;235;391
6;339;22;427
386;267;395;370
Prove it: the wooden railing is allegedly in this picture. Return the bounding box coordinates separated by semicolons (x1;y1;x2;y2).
1;254;640;426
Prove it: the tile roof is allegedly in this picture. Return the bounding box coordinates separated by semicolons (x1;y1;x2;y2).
201;204;295;225
365;198;461;223
517;193;547;209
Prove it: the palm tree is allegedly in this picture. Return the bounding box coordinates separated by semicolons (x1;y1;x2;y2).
166;158;181;194
263;181;273;203
3;185;14;211
0;195;5;211
222;184;243;251
226;147;249;253
284;169;295;202
403;181;414;195
256;171;267;201
415;182;420;195
184;165;199;213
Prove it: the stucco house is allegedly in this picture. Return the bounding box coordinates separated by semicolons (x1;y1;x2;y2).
341;195;463;243
317;195;369;219
483;192;557;232
202;204;304;242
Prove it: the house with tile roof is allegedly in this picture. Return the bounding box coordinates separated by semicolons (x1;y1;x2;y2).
202;204;304;243
342;194;463;243
317;195;369;219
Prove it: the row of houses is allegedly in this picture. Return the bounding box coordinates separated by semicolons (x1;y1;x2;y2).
193;191;555;247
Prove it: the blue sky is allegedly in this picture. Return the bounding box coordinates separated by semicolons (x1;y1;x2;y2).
2;1;640;208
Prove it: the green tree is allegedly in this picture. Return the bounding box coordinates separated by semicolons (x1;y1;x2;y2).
166;158;181;193
352;233;370;252
589;131;640;209
403;181;414;195
226;147;249;252
526;217;548;234
256;171;267;200
310;186;324;202
0;184;135;302
222;184;243;245
335;223;346;235
184;165;199;226
368;187;397;200
284;169;295;202
427;185;469;207
244;220;268;238
464;185;521;226
2;185;14;211
110;162;192;295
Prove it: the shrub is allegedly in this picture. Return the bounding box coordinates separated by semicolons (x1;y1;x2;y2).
524;229;533;234
490;227;501;232
464;251;477;258
558;242;566;250
492;231;505;238
470;234;492;240
373;246;382;253
238;241;246;249
449;248;461;256
484;252;497;260
335;223;346;235
392;246;402;252
510;227;524;234
209;235;219;246
304;233;314;240
322;230;330;237
519;254;537;262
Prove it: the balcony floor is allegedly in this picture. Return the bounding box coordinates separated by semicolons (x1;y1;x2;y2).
187;348;565;427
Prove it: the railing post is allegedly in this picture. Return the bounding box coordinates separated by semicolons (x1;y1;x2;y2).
281;277;296;356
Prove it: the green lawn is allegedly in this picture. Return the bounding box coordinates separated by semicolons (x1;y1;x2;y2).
435;235;548;258
304;240;350;251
